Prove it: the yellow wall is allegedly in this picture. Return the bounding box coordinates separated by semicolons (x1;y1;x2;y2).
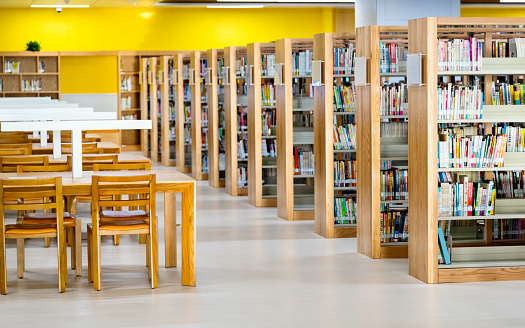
461;7;525;17
0;7;338;52
61;56;118;94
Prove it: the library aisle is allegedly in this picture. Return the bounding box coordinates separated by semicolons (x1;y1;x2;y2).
0;161;523;327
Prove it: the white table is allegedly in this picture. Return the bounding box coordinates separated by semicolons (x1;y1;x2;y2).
1;120;152;177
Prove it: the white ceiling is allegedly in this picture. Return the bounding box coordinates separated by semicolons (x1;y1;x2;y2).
0;0;163;7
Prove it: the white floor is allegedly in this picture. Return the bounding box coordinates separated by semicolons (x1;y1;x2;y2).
1;167;525;327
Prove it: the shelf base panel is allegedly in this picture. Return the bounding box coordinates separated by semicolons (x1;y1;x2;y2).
380;245;408;258
439;266;525;283
334;227;357;238
293;210;314;221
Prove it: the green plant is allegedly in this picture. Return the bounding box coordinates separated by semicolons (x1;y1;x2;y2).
26;41;41;52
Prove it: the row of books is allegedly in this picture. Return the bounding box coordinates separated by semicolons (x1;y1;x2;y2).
120;77;133;92
184;105;191;123
201;130;208;150
380;121;407;138
121;96;132;110
169;125;175;140
237;108;248;131
236;57;247;78
437;38;483;72
262;109;276;136
381;160;393;170
494;171;525;198
262;139;277;157
122;114;139;120
381;169;408;201
292;50;312;76
380;83;407;116
333;124;356;150
437;134;508;168
262;84;276;106
294;147;314;175
380;211;408;243
333;84;356;112
184;84;191;102
261;54;275;77
4;61;20;74
199;59;208;79
493;219;525;240
38;60;46;73
201;107;208;123
237;139;248;160
492;82;525;105
333;113;355;126
201;154;209;174
380;42;407;73
182;64;189;80
0;79;2;92
334;197;356;225
437;84;483;120
21;79;42;92
500;125;525;152
333;44;355;75
438;173;495;217
334;160;356;187
492;38;525;58
200;83;208;103
217;58;224;81
237;167;247;188
184;125;191;144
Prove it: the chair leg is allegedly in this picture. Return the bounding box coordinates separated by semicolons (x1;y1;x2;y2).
148;233;157;289
0;233;6;295
45;237;51;248
93;226;101;291
146;234;151;279
68;228;75;270
16;238;24;279
57;230;66;293
113;235;119;246
139;234;147;244
74;220;82;277
87;225;92;283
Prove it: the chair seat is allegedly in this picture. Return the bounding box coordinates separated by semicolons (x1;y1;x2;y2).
6;224;57;235
22;212;75;228
88;221;149;232
101;210;149;221
4;197;45;201
77;195;112;201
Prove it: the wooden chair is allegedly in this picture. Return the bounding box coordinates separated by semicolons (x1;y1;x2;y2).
17;164;71;173
0;149;31;156
0;133;28;144
66;154;118;171
93;162;151;245
0;177;68;294
87;174;157;290
0;156;49;173
61;143;101;155
0;143;33;155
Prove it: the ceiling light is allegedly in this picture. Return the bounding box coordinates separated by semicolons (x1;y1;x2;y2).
30;4;90;8
500;0;525;2
217;0;355;2
207;5;264;8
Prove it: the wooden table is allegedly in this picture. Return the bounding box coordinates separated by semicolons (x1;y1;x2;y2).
0;170;196;287
28;133;102;143
32;142;121;155
47;153;150;164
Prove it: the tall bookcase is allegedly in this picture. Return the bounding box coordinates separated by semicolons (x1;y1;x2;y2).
159;55;176;167
175;53;192;173
224;46;248;196
313;33;357;238
0;52;60;99
276;38;315;221
247;42;277;207
206;48;226;188
356;26;409;258
190;50;209;181
140;56;159;160
409;17;525;283
118;53;143;151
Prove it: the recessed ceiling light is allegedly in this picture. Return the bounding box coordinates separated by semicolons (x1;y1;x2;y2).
30;4;90;7
207;5;264;8
500;0;525;2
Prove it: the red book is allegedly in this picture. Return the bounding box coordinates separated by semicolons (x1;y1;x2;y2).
467;182;473;216
294;147;299;175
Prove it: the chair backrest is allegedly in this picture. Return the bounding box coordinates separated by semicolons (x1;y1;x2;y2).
0;133;28;144
93;163;151;171
17;164;71;173
91;174;156;216
0;143;33;154
0;148;30;156
0;177;64;226
66;154;118;168
61;142;98;154
0;156;49;172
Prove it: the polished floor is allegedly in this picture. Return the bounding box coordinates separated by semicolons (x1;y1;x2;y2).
0;167;524;327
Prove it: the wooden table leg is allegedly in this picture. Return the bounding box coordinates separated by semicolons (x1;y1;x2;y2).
164;193;177;268
181;183;196;286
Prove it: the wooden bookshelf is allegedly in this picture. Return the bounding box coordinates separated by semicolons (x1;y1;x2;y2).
356;26;409;258
159;55;176;167
0;52;60;99
140;56;159;161
190;50;209;181
206;48;226;188
313;33;357;237
408;17;525;283
118;53;143;152
224;46;248;196
276;38;315;221
247;43;277;207
175;53;192;173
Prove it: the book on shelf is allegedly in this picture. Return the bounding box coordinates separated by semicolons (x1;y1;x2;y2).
334;197;356;225
292;50;312;76
381;168;408;201
0;79;3;92
184;125;191;144
493;219;525;240
493;38;525;58
38;60;45;73
184;84;191;102
492;82;525;105
334;160;356;187
262;139;277;157
202;129;208;150
382;160;393;170
217;58;224;81
202;154;209;173
121;96;132;110
184;106;191;123
334;43;355;75
381;82;406;116
121;77;132;92
333;124;356;150
122;114;138;120
236;57;247;78
201;106;208;124
380;210;408;243
437;133;507;168
237;139;248;159
333;83;356;112
495;171;525;198
262;109;276;136
237;167;247;188
261;54;275;77
200;59;208;79
437;38;483;72
293;147;314;175
22;79;42;92
182;64;190;79
237;109;247;131
380;121;407;138
169;125;176;140
262;84;275;106
438;83;483;120
379;42;407;73
4;61;20;74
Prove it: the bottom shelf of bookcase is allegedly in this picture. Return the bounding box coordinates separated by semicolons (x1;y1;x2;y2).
259;197;277;207
237;187;248;196
380;245;408;258
438;266;525;283
334;226;357;238
292;210;314;221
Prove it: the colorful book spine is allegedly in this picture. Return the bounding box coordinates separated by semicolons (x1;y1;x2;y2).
380;82;407;116
380;210;408;243
333;124;356;150
334;197;357;225
333;82;356;112
380;169;408;201
333;160;357;187
293;147;314;175
437;38;483;71
437;83;483;120
333;43;355;75
437;134;508;168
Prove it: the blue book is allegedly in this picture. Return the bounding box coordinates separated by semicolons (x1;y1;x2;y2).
438;229;451;265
